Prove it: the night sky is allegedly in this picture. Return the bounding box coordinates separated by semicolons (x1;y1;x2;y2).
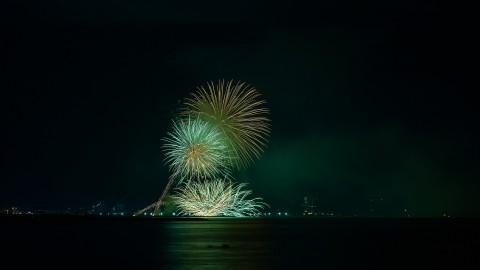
2;1;478;216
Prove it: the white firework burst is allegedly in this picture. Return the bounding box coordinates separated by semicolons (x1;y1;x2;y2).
162;117;232;184
172;179;267;217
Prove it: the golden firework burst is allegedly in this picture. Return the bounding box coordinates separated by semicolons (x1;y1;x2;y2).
183;80;270;168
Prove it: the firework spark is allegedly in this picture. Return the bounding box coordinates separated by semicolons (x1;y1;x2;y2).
183;80;270;168
162;117;232;184
172;179;267;217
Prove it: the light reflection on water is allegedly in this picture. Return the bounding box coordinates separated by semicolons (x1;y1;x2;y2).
159;218;271;270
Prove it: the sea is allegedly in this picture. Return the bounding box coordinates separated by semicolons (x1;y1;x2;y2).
1;216;479;269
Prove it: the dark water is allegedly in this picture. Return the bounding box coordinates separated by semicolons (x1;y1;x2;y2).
1;217;479;269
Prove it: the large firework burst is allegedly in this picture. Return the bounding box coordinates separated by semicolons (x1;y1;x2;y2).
172;179;267;217
162;117;232;184
183;80;270;168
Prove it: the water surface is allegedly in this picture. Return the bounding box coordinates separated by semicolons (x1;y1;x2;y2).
2;217;479;269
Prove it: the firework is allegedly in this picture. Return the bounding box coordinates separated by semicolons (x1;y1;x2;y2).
162;117;232;184
183;80;270;168
172;179;267;217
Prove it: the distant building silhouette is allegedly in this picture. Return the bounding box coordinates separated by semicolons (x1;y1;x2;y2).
302;196;318;216
112;203;126;215
1;206;19;215
91;202;107;215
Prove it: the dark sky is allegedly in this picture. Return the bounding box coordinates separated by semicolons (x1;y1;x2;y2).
1;1;478;216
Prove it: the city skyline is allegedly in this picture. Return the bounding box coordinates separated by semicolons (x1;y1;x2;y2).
0;194;440;218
